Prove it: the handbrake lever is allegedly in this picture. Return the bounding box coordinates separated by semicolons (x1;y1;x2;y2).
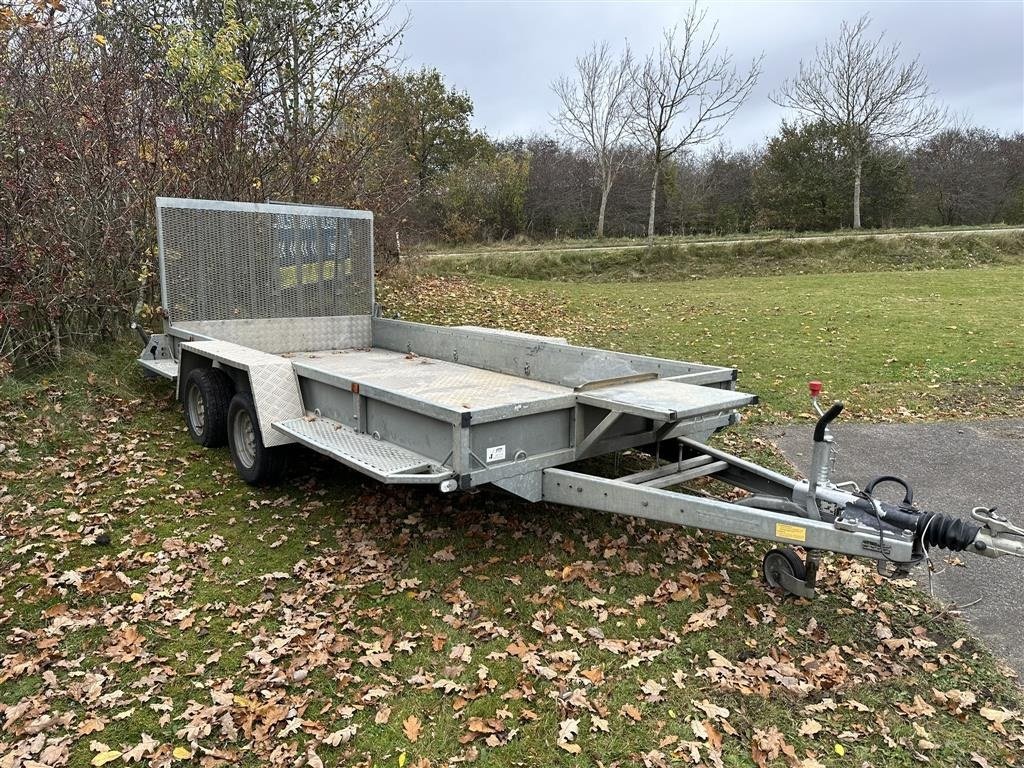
972;507;1024;538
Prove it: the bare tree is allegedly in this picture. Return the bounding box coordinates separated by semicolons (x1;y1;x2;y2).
772;13;944;228
631;3;760;242
552;41;634;238
911;116;1006;225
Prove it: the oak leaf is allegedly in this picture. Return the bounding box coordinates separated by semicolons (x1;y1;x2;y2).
620;704;642;722
558;717;579;743
798;718;822;737
979;706;1015;733
403;715;422;743
641;678;666;702
79;718;105;735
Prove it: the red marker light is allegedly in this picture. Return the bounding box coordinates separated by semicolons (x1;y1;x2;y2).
809;380;822;396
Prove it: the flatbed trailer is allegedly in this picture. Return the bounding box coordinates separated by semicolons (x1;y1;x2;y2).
138;198;1024;598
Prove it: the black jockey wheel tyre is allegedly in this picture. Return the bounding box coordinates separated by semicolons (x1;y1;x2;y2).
762;547;806;595
183;368;232;447
227;393;288;485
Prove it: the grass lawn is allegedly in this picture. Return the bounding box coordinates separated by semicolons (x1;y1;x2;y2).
2;263;1023;767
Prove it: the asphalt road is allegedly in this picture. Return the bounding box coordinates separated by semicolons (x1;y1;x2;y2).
771;419;1024;676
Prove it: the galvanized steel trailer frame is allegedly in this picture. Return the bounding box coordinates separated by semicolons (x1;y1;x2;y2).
138;198;1024;598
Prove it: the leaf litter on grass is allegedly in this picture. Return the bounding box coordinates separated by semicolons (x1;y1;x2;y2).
2;293;1024;767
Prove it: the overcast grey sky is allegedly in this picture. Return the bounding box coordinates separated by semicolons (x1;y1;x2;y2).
399;0;1024;149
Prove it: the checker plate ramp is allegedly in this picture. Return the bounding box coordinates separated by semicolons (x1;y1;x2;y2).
139;358;179;379
273;417;453;484
576;379;756;421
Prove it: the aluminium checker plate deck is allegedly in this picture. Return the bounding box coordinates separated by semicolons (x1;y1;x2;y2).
289;347;575;422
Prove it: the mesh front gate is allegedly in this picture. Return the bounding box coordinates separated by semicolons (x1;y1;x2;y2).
156;198;374;325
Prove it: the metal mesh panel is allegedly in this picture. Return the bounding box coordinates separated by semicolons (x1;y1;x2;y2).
157;198;373;325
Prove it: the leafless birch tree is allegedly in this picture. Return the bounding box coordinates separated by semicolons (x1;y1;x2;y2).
772;14;945;228
631;3;760;241
552;41;634;238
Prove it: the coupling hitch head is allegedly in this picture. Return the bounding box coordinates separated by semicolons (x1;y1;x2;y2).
970;507;1024;559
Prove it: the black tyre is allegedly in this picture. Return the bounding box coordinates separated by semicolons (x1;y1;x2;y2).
762;547;806;593
227;393;288;485
183;368;232;447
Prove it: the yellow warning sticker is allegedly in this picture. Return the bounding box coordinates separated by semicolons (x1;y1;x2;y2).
775;522;807;543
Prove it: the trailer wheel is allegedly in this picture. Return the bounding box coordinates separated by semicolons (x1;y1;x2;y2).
227;393;288;485
762;548;806;595
184;368;232;447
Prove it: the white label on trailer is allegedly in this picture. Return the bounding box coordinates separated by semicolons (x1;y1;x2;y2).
486;445;506;463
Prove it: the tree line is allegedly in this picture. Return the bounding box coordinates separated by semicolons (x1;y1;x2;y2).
422;9;1019;244
458;121;1022;243
1;0;1021;369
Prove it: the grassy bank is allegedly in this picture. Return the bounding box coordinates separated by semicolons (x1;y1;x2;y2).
413;223;1021;257
418;231;1024;283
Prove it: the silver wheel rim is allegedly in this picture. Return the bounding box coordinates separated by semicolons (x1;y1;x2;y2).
186;383;206;435
233;409;257;469
764;554;791;588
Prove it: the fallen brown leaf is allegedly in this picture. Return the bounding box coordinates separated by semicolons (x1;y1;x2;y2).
403;715;422;743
